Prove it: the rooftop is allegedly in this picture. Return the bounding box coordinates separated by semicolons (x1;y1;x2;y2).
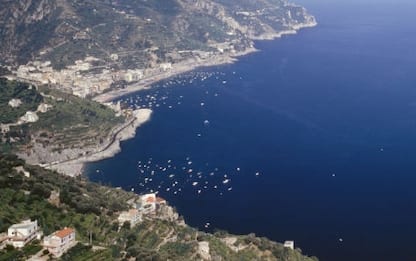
9;220;37;229
55;227;74;238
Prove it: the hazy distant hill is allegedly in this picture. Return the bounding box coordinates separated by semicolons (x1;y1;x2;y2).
0;0;315;69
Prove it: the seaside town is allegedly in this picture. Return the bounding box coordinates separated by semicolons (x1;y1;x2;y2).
10;57;170;98
5;44;248;101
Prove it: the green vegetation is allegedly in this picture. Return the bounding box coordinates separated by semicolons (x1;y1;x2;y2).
32;86;123;148
0;78;43;124
0;67;10;76
0;242;42;261
0;78;124;154
0;154;318;260
61;243;113;261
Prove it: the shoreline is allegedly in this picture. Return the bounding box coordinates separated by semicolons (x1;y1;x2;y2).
93;47;258;103
42;21;317;177
93;21;317;103
43;109;152;177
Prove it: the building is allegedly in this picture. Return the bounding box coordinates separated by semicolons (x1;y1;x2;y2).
13;166;31;178
118;209;142;227
139;193;157;214
0;124;10;134
284;240;295;250
159;63;172;71
7;220;41;248
48;190;60;207
43;227;76;257
19;111;39;123
8;99;22;108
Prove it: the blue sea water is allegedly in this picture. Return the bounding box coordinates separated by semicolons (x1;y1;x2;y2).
87;1;416;260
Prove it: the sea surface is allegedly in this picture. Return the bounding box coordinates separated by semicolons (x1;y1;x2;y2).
86;1;416;260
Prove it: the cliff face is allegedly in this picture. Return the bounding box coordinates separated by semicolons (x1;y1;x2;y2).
0;0;316;69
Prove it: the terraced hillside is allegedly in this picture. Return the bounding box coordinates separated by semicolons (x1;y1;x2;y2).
0;154;319;260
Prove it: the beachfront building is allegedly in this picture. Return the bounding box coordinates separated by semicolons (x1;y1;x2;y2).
118;209;142;227
7;220;41;248
159;63;172;71
43;227;76;257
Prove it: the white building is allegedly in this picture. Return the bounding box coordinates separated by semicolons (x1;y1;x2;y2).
284;240;295;250
8;99;22;108
159;63;172;71
124;72;134;82
110;53;119;61
139;193;157;214
118;209;142;227
124;70;144;82
7;220;41;248
14;166;31;178
1;124;10;134
43;227;76;257
19;111;39;123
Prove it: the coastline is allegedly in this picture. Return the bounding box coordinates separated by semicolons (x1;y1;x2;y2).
93;21;317;103
43;109;152;177
41;21;317;177
93;47;258;103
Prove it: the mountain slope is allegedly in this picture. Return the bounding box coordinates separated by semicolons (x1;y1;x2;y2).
0;0;316;69
0;154;319;260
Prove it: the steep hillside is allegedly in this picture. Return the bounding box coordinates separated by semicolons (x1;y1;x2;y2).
0;154;319;260
0;78;128;175
0;0;316;69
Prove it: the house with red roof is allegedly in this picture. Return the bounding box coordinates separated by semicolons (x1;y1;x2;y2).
43;227;76;257
139;193;157;214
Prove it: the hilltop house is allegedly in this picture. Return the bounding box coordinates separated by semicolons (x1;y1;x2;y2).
137;193;156;214
7;220;41;248
138;193;157;214
43;227;76;257
118;209;142;227
132;193;168;215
